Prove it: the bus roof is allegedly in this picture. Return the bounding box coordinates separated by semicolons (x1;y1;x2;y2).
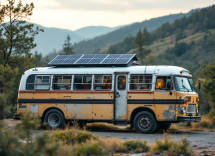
24;65;191;77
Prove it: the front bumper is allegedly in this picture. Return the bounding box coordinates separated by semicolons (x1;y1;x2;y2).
177;116;201;122
14;113;20;120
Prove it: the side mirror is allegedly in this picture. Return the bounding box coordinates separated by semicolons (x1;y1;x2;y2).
198;80;201;92
167;82;171;90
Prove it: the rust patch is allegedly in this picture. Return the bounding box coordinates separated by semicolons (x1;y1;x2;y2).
120;114;126;119
162;109;175;121
177;106;183;114
169;105;176;110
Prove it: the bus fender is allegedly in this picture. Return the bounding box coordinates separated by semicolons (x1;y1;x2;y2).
42;107;66;121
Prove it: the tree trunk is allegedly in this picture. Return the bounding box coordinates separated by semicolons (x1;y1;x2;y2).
0;102;5;119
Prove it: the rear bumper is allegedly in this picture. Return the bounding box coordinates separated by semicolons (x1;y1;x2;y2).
177;116;201;122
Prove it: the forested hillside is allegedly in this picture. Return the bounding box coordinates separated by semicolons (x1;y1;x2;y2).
97;5;215;74
72;9;198;54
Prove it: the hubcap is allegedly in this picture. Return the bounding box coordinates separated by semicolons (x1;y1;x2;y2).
48;113;60;127
138;115;151;130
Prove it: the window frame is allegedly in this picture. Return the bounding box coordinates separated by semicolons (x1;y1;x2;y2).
155;75;174;91
94;74;112;90
118;75;126;90
26;75;51;90
26;75;36;90
129;74;152;91
73;75;92;90
52;75;72;90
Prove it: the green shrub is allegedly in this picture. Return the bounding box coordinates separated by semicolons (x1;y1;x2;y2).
75;143;108;156
0;112;60;156
51;128;98;144
152;134;191;155
123;140;150;152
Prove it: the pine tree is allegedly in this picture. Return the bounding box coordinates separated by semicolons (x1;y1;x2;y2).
134;28;151;64
0;0;43;118
203;52;215;119
62;35;74;55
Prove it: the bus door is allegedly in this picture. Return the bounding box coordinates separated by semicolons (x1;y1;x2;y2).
114;74;128;124
154;76;177;121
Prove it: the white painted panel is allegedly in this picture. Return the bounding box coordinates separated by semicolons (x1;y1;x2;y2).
30;105;38;113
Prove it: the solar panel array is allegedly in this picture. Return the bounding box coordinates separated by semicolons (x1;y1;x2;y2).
48;54;137;66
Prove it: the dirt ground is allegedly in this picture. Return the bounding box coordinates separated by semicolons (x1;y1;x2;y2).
2;119;215;156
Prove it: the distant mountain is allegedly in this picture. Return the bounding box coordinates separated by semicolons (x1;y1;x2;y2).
32;24;83;55
73;9;199;54
31;24;123;56
74;26;124;39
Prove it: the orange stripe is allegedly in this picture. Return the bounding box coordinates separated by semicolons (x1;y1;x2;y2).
18;90;114;93
127;91;154;94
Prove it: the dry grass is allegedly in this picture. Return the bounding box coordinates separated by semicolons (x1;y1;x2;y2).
86;123;119;130
169;116;215;132
151;133;191;156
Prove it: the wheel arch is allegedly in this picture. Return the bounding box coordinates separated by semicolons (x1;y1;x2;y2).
130;107;157;128
42;107;66;122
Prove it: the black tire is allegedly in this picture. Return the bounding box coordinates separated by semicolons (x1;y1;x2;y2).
44;109;65;129
156;122;171;132
133;111;157;134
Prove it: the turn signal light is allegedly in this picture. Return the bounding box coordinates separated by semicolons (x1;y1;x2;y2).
198;99;200;103
180;71;182;74
185;99;188;103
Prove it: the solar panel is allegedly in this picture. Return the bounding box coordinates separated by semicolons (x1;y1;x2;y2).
48;54;137;66
88;59;104;64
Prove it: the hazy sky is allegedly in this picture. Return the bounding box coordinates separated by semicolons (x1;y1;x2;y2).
1;0;215;31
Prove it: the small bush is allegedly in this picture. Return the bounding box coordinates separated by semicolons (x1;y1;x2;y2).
152;134;191;156
98;138;128;153
192;116;215;130
50;128;98;144
0;112;60;156
123;140;150;152
75;143;109;156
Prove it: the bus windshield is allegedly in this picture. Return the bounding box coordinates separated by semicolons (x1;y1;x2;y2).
173;76;196;92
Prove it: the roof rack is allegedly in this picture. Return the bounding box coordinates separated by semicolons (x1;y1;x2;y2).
48;54;139;67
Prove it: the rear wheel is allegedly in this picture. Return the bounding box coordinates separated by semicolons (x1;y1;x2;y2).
44;109;65;129
133;111;157;133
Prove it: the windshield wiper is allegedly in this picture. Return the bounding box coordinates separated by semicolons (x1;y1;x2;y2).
182;85;189;92
181;79;189;92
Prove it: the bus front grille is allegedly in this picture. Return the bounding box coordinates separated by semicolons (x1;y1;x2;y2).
187;104;196;113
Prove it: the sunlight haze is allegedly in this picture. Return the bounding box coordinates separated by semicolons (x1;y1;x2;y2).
1;0;215;30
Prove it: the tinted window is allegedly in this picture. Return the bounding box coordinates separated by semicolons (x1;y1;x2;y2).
118;76;126;90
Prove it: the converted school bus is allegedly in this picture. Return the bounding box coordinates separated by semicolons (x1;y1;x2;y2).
15;54;201;133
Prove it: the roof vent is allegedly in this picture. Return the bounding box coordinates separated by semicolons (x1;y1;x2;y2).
132;61;141;66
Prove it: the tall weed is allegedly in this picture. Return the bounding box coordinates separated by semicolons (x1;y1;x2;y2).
152;133;191;156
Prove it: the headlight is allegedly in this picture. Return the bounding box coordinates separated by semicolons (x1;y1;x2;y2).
181;107;186;114
196;107;198;114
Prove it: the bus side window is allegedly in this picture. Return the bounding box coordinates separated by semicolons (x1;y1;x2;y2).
74;75;92;90
94;75;112;90
155;76;173;90
26;75;36;90
53;75;72;90
130;75;152;90
35;75;50;90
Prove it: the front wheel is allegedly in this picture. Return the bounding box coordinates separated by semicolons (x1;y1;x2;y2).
133;111;157;133
44;109;65;129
